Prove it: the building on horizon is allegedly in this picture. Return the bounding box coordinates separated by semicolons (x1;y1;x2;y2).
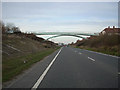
100;26;120;35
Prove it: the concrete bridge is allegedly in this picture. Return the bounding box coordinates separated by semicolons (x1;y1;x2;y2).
34;32;99;40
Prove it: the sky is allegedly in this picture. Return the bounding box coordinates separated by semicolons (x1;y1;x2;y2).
2;2;118;44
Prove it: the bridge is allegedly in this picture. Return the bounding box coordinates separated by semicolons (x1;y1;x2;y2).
34;32;99;40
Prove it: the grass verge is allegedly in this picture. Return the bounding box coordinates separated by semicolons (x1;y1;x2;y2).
76;46;120;57
3;48;60;82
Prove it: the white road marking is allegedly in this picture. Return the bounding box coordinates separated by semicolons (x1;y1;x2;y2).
79;52;82;54
88;57;95;61
31;48;63;89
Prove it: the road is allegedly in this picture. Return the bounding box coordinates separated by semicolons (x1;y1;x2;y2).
4;47;119;88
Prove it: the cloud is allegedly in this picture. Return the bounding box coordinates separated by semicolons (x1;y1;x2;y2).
2;0;120;2
2;2;118;44
2;2;118;33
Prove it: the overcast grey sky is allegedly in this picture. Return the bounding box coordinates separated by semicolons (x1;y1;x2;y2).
2;2;118;44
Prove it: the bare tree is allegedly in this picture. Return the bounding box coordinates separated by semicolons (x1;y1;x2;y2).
6;23;15;29
1;22;21;34
0;21;6;33
13;26;21;33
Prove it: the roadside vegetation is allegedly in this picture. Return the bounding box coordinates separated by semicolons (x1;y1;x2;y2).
74;34;120;56
3;48;58;82
1;21;60;82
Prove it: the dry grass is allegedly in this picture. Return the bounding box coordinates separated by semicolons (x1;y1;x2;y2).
2;33;59;82
76;34;120;56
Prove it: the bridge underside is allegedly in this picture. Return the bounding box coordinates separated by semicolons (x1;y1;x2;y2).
46;34;87;40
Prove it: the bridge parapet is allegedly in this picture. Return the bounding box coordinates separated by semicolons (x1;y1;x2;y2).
34;32;99;40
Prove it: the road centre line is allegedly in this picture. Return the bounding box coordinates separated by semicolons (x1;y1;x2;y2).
88;57;95;62
31;47;63;90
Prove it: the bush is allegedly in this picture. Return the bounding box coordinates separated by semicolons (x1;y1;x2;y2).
76;34;120;56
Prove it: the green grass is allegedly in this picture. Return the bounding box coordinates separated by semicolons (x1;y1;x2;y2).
3;48;59;82
76;46;120;57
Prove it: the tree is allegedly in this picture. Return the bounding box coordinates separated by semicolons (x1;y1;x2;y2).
13;27;21;34
6;23;15;29
1;21;21;34
0;21;6;33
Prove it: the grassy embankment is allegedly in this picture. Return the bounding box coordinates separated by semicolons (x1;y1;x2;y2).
2;34;60;82
76;34;120;56
3;48;58;82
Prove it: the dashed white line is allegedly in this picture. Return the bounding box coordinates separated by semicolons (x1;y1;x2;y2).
88;57;95;62
31;47;63;90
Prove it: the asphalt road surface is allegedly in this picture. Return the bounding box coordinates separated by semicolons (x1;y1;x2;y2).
4;47;119;88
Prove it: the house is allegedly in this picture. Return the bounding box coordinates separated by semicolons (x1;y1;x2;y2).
100;26;120;35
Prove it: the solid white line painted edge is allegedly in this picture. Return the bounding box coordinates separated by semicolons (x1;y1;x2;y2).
88;57;95;61
31;48;63;89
